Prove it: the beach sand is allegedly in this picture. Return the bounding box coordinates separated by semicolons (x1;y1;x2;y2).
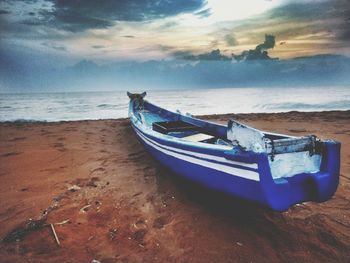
0;111;349;262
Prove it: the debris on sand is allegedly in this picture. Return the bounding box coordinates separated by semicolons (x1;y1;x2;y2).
50;223;60;247
80;204;92;213
2;197;60;243
2;218;45;243
86;177;100;187
109;228;117;241
68;185;81;192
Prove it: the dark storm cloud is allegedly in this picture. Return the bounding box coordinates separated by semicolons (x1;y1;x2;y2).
266;0;350;41
40;8;114;32
339;20;350;40
0;9;10;15
233;35;276;61
20;19;43;26
184;49;232;61
172;50;195;58
1;0;207;34
40;0;207;32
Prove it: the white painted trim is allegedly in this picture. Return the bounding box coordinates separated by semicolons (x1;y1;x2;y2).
136;130;260;181
135;129;258;169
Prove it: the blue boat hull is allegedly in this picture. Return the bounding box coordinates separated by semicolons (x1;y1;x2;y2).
128;94;340;211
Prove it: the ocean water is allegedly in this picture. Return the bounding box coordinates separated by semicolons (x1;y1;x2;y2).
0;87;349;122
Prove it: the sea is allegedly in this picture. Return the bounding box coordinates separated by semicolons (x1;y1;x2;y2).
0;87;349;122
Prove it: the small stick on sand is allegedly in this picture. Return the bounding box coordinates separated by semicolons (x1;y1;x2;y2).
55;219;70;225
50;223;60;247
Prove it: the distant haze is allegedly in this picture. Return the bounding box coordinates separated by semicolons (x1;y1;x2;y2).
1;52;350;93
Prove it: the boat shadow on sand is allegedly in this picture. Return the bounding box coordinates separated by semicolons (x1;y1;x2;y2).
153;163;287;223
150;165;349;261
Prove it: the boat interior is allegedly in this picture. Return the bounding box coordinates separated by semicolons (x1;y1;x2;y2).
137;107;323;157
152;120;223;143
139;108;231;146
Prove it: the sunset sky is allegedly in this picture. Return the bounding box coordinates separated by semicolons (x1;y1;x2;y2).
1;0;350;64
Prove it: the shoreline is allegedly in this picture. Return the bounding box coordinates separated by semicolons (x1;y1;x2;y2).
0;111;349;262
1;109;349;124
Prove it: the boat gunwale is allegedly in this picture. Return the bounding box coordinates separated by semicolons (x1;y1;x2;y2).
142;100;301;141
129;111;233;152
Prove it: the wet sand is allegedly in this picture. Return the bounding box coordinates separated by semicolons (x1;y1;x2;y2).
0;111;349;262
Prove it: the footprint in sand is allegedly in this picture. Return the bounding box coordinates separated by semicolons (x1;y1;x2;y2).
131;229;148;245
1;152;21;157
153;216;169;229
52;142;66;152
53;142;64;148
64;127;76;132
9;137;26;142
90;167;106;175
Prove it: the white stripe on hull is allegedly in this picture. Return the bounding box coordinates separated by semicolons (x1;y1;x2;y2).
134;128;258;169
135;130;260;181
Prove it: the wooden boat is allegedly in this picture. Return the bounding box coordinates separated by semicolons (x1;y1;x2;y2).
127;92;340;211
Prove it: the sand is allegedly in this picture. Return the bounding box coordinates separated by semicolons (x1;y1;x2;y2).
0;110;349;263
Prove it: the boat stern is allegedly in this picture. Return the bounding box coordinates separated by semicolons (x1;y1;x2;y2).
257;139;341;211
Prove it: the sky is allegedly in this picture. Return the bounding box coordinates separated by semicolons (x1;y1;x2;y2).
1;0;350;64
0;0;350;92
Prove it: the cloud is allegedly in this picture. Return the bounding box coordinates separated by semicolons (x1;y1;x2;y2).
194;8;212;18
20;18;44;26
40;8;114;32
2;0;349;62
0;10;10;15
265;0;350;41
157;21;178;30
41;42;68;52
233;34;276;61
224;34;238;46
339;22;350;40
184;49;231;61
171;50;195;58
134;44;177;54
91;45;105;49
40;0;207;32
218;0;350;58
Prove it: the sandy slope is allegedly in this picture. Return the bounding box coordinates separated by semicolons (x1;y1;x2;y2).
0;111;349;262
